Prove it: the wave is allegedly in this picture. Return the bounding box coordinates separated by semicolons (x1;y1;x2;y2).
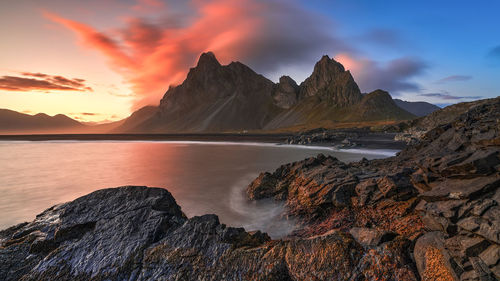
228;173;297;239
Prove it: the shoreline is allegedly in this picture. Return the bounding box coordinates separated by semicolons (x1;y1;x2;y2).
0;132;406;150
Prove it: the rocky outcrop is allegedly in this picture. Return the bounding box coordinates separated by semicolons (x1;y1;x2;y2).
248;97;500;280
395;97;495;144
1;186;417;281
2;98;498;280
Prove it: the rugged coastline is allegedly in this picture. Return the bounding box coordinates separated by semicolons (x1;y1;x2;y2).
1;97;499;280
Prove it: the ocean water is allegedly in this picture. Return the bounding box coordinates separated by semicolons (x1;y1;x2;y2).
0;141;397;237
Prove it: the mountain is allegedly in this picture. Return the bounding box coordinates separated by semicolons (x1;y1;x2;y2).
130;52;281;133
393;99;440;117
0;109;84;134
116;52;416;133
351;90;416;121
111;106;158;133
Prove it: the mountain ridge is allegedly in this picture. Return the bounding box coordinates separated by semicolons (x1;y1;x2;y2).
119;52;417;133
0;109;83;134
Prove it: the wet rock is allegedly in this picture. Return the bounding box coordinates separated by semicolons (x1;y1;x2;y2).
0;186;187;281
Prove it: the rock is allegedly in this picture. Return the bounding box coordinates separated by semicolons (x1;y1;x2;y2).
458;216;484;232
471;199;497;217
420;175;500;202
414;232;461;280
246;172;279;200
355;179;378;206
440;149;500;179
349;227;397;247
0;186;187;281
479;244;500;267
272;75;299;109
469;257;495;281
460;236;491;257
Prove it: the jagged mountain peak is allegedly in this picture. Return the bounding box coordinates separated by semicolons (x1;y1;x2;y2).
196;51;220;68
315;55;345;74
279;75;298;86
119;52;416;133
299;54;362;106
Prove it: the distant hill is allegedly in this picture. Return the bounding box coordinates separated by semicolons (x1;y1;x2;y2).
0;109;84;134
110;106;158;133
117;52;416;133
393;99;440;117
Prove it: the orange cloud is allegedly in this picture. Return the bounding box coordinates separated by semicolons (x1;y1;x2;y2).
0;72;92;92
44;0;343;110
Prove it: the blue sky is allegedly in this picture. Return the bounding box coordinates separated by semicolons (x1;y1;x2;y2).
299;0;500;104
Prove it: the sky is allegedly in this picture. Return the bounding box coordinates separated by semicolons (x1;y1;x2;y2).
0;0;499;123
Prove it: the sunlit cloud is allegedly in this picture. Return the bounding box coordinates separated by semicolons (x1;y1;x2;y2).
0;72;93;92
44;0;350;109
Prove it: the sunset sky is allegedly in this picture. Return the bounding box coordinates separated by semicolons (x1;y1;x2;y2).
1;0;499;123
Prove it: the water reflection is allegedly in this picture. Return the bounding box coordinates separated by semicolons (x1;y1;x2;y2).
0;141;396;237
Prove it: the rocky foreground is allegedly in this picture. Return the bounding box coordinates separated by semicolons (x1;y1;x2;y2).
1;97;500;280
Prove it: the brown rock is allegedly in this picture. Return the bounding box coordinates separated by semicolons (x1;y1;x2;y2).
478;244;500;267
349;227;396;247
414;232;461;280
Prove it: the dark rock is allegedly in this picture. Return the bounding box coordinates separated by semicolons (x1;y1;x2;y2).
478;244;500;267
355;179;378;206
0;186;187;281
349;227;397;247
420;175;500;202
273;75;299;109
298;55;362;106
458;217;484;232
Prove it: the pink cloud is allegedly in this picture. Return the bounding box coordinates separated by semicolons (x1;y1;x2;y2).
44;0;342;110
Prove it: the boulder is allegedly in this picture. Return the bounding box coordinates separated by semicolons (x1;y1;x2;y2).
414;232;461;280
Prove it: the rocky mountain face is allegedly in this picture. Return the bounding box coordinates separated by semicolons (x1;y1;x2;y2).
0;109;83;134
394;99;441;117
395;98;495;144
117;52;416;133
110;105;158;133
353;90;416;121
2;97;498;280
298;55;362;106
128;52;282;133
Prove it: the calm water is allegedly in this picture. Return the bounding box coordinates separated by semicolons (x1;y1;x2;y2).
0;141;397;237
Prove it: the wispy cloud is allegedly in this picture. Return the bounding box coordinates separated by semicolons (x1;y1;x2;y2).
335;54;427;94
435;75;472;84
419;92;481;100
0;72;92;92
